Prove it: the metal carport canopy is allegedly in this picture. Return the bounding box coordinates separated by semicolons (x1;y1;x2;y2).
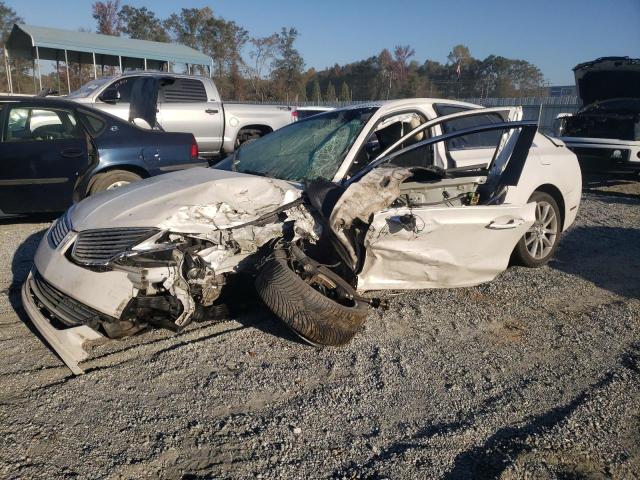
6;23;213;67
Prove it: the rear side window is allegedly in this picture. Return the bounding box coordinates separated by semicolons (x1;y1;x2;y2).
437;107;504;150
78;110;106;136
161;79;207;103
4;107;80;142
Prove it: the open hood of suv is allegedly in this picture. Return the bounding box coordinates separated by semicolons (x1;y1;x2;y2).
574;57;640;106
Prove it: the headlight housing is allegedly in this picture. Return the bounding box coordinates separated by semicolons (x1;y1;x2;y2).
108;230;180;267
48;207;74;248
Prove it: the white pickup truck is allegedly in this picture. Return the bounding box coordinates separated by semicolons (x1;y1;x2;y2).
67;72;295;158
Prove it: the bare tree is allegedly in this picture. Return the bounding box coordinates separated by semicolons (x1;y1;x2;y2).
393;45;415;83
92;0;122;36
246;34;279;99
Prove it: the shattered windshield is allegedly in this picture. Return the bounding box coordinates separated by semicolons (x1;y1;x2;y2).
233;107;378;182
66;77;113;99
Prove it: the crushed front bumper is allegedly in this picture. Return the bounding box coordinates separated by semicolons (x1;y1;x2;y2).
21;271;104;375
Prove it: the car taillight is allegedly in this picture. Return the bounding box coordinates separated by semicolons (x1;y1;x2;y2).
191;138;198;159
291;110;298;121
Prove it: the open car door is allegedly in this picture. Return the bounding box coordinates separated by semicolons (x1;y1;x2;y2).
329;115;538;290
128;76;173;129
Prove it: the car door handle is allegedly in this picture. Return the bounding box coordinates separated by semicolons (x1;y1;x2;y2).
487;218;526;229
60;148;84;158
205;109;219;115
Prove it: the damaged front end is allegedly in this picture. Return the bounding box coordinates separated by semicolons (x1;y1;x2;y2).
23;197;322;374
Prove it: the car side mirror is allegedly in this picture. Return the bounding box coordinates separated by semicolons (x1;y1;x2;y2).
99;88;120;104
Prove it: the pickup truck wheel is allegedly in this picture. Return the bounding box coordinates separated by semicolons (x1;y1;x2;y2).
255;247;368;347
235;129;263;149
512;191;561;268
89;170;142;195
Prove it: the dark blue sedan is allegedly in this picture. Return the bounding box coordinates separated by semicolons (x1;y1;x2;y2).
0;96;205;216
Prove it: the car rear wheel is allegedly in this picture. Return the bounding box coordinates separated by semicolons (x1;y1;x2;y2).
512;191;561;267
255;246;368;346
89;170;142;195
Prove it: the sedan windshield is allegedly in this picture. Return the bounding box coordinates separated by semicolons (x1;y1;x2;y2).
66;77;113;99
233;107;378;182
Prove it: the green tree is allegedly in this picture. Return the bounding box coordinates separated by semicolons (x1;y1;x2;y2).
310;78;321;103
247;34;279;99
0;1;21;42
92;0;122;35
164;7;213;50
339;81;350;101
0;1;24;92
447;44;472;66
271;27;304;101
325;81;336;101
118;5;168;42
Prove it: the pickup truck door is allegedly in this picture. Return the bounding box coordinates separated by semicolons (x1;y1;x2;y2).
156;77;223;156
0;105;89;214
92;76;138;121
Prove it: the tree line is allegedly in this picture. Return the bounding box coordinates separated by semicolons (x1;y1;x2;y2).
0;1;548;100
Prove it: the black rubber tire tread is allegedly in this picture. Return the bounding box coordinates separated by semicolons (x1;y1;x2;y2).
512;191;561;268
255;249;368;346
89;170;142;195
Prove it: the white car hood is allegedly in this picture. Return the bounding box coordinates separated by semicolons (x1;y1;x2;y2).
71;167;303;233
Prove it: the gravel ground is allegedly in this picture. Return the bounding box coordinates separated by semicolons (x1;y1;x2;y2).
0;187;639;479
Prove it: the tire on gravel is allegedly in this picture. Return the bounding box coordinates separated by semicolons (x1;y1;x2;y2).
255;248;368;346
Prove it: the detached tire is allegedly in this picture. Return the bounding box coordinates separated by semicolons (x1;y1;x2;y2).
89;170;142;195
255;248;368;346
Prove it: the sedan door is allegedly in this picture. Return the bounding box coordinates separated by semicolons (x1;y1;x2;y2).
432;105;522;169
156;77;224;155
330;116;538;290
0;105;89;214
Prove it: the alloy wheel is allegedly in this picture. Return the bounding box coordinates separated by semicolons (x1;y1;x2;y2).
524;200;558;260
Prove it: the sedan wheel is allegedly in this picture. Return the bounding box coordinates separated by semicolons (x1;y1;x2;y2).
524;200;558;260
512;191;561;268
106;180;131;190
89;170;142;195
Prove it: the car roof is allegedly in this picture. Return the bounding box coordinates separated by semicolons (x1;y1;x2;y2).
0;95;80;108
332;98;482;115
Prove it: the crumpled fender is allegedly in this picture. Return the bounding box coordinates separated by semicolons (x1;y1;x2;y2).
329;167;413;268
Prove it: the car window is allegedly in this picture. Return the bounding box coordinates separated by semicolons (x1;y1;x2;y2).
348;111;428;175
234;107;377;182
78;110;106;136
5;107;80;142
161;78;208;103
382;121;509;172
441;112;504;150
105;77;137;103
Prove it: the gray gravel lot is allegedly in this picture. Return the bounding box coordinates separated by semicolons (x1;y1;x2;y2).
0;189;639;479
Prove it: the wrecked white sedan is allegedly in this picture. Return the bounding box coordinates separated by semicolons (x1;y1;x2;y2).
22;99;582;373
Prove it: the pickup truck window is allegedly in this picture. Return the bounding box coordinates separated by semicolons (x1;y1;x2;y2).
67;77;111;99
234;107;378;182
161;79;208;103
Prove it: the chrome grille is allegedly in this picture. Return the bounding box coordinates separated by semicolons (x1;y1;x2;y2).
30;271;110;327
48;213;72;248
71;227;158;265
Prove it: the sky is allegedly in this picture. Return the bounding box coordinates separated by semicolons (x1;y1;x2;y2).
6;0;640;85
